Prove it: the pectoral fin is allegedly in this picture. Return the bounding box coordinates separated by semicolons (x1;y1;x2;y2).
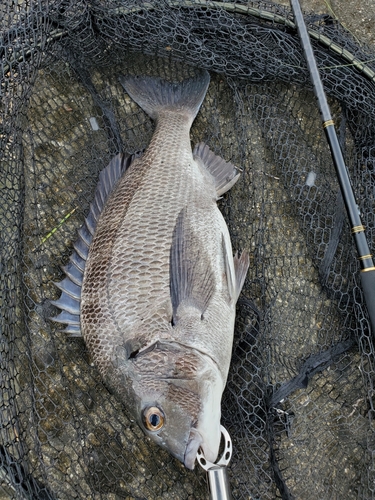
170;209;215;323
193;143;241;197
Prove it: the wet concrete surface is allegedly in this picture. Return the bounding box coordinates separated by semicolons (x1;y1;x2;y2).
279;0;375;48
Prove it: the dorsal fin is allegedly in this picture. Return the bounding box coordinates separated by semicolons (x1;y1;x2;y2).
50;152;141;335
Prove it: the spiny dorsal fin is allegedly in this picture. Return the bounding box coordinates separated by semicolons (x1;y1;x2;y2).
193;142;241;197
170;208;215;324
50;152;140;336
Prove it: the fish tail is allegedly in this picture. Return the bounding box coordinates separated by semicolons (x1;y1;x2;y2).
119;70;210;122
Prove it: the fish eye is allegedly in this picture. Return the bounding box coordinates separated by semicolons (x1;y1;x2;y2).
143;406;165;432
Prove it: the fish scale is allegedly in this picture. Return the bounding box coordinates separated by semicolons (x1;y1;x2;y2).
81;155;150;374
107;115;210;333
53;70;249;469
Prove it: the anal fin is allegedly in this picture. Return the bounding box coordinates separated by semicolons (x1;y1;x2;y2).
193;142;241;197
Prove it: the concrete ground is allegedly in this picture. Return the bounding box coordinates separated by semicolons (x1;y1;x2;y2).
278;0;375;48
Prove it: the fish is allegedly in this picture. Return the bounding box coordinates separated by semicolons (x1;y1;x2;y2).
52;70;249;470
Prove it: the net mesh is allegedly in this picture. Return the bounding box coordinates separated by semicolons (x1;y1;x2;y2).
1;1;375;498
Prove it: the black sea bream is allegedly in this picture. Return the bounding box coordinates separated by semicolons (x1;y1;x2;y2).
52;70;249;469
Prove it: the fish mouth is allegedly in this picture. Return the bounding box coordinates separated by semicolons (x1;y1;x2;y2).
184;429;203;470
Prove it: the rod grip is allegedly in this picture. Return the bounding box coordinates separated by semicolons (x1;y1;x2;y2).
360;269;375;331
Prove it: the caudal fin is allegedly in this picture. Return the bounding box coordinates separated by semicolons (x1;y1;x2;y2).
119;70;210;122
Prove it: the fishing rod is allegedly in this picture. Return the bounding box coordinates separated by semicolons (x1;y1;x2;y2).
290;0;375;337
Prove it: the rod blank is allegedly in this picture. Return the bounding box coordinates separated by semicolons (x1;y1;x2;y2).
290;0;375;336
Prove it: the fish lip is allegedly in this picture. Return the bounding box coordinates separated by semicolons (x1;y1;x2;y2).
184;429;203;470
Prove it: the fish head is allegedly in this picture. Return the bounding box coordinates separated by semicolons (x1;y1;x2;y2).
112;340;224;469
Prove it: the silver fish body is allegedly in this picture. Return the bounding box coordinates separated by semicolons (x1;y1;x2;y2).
52;70;249;469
